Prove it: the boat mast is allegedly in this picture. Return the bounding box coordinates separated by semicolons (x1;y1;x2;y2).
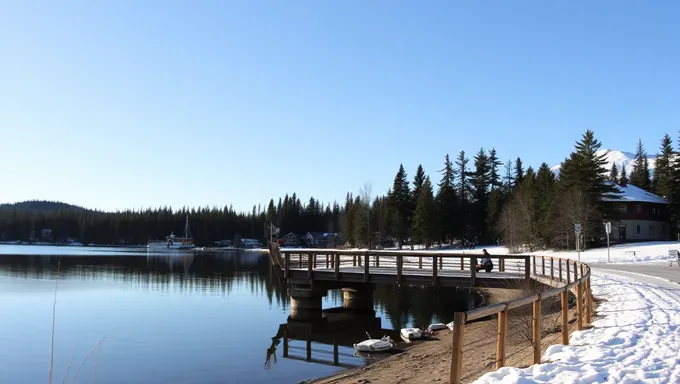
184;215;192;239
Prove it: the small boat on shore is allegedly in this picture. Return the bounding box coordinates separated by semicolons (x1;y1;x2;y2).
353;334;394;353
148;216;195;250
400;327;423;341
427;323;447;331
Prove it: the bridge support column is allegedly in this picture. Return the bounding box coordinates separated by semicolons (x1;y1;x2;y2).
289;286;326;321
342;286;375;316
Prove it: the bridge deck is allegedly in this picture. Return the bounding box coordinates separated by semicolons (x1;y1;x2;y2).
273;248;532;288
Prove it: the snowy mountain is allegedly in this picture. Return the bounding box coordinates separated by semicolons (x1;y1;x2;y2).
550;149;657;177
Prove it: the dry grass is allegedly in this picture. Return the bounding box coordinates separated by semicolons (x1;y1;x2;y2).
48;259;106;384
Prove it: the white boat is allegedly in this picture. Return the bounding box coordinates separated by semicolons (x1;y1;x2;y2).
353;335;394;353
447;321;455;330
400;327;423;341
148;216;195;250
427;323;447;331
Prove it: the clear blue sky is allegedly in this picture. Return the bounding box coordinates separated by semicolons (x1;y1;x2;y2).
1;1;678;212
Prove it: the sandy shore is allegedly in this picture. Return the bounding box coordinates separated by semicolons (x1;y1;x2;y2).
307;299;589;384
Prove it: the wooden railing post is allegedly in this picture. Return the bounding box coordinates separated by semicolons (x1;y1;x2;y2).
364;251;369;282
432;255;438;286
532;294;542;364
541;256;545;276
499;257;505;272
449;312;466;384
308;253;314;278
284;252;290;278
460;256;464;270
566;262;570;283
313;253;317;269
496;310;507;369
524;257;531;279
550;258;554;279
533;256;537;275
559;259;563;281
576;281;583;330
470;256;477;284
376;254;380;268
573;261;578;281
325;254;329;268
396;255;403;284
560;289;569;345
353;255;357;267
334;253;340;280
419;256;423;269
585;277;592;324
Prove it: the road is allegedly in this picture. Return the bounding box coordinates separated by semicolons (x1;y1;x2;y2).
590;262;680;284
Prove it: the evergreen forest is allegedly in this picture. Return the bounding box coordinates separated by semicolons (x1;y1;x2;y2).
1;130;679;250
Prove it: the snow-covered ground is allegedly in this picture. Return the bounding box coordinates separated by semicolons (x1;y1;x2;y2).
473;270;680;383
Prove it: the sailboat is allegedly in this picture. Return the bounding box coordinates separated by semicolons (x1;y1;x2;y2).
147;216;195;250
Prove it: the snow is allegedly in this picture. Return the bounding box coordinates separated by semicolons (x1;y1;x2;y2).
550;149;657;177
603;182;668;204
472;270;680;384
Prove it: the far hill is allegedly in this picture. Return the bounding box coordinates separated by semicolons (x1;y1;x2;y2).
0;200;91;213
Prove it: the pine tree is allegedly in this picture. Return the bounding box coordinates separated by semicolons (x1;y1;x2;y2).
609;163;619;182
514;157;525;186
557;130;621;246
436;154;458;243
412;176;436;247
488;148;503;190
653;134;674;198
471;147;491;239
411;165;426;215
533;163;556;246
389;164;412;248
353;195;369;247
619;165;628;186
629;139;651;190
455;151;472;238
341;193;355;245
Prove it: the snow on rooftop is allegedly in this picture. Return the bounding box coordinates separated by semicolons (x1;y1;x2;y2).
604;182;668;204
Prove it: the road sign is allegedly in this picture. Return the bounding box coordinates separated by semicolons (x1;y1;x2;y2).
605;221;611;234
574;223;581;233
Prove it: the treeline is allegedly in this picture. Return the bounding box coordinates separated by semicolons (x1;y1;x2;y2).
2;130;680;249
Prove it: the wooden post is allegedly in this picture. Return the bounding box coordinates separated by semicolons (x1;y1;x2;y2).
353;255;357;267
566;262;570;284
308;253;314;278
449;312;466;384
524;257;531;279
560;290;569;345
559;259;563;281
439;256;443;270
299;253;303;268
364;251;369;282
376;254;380;268
532;295;542;364
585;277;592;324
460;256;464;270
573;261;578;281
576;282;583;330
325;254;329;268
397;255;403;284
334;253;340;280
470;256;477;285
550;258;554;279
541;256;545;276
283;328;289;357
433;255;438;286
284;253;290;278
419;256;423;269
533;256;536;275
499;257;505;272
496;310;507;369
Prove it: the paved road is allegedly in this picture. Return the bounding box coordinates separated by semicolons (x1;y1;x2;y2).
590;262;680;284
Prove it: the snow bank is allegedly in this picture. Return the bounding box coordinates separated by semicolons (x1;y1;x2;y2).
473;271;680;383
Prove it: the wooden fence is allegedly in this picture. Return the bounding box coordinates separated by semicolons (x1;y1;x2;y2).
449;255;593;384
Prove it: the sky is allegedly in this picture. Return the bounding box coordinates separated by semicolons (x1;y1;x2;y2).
1;1;678;213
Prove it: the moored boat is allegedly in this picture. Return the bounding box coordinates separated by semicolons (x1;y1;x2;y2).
148;216;195;249
353;335;394;353
400;327;423;341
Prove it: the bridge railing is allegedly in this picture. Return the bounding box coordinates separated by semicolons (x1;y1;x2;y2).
448;255;593;384
274;247;532;284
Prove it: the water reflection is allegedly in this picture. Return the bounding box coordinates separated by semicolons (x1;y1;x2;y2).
0;248;477;383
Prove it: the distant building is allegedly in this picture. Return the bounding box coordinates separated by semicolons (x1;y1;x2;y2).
299;232;342;248
280;232;299;246
604;183;670;242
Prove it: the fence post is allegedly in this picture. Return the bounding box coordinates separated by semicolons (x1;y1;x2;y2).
449;312;466;384
541;256;545;276
576;282;583;331
376;254;380;268
560;289;569;345
532;294;542;364
585;277;592;324
496;310;507;369
419;255;423;269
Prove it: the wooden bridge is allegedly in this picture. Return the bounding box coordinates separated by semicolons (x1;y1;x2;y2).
268;245;532;289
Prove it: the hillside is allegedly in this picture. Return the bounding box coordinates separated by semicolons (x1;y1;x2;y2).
0;200;90;213
550;149;657;176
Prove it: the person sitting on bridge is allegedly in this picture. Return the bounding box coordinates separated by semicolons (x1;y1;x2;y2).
475;249;494;273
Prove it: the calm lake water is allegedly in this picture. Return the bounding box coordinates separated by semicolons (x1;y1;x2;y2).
0;245;467;384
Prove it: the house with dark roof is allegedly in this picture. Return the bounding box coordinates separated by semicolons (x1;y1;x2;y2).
603;183;670;241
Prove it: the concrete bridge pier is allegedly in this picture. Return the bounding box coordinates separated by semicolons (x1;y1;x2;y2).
289;284;327;321
342;285;375;316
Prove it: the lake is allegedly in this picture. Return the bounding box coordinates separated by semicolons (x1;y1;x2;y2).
0;245;469;384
